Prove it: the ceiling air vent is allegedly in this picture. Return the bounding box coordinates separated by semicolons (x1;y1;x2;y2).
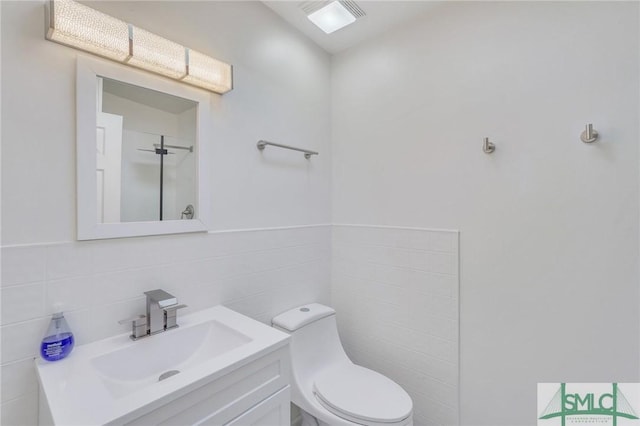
300;1;366;34
339;1;366;18
300;1;366;18
299;1;328;15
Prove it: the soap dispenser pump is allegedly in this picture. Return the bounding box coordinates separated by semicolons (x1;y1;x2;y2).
40;312;75;361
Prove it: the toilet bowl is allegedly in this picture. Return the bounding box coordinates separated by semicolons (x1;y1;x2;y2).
272;303;413;426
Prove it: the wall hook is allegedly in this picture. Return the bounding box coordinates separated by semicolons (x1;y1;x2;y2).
483;137;495;154
580;123;599;143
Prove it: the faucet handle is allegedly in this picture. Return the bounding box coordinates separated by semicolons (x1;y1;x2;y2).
164;304;188;330
118;314;146;325
144;289;177;308
163;304;188;312
118;314;147;340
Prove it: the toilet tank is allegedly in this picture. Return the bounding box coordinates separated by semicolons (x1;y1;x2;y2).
272;304;351;379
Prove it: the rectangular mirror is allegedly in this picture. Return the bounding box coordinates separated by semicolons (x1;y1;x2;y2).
77;57;211;240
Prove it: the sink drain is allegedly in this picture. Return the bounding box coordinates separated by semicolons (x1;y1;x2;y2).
158;370;180;381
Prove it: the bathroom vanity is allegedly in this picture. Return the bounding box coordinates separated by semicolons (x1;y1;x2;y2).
36;306;291;425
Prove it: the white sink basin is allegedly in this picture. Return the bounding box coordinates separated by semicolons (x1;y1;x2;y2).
36;305;289;425
92;319;252;398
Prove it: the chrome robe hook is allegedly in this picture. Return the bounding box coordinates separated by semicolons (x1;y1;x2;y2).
483;137;495;154
581;124;599;143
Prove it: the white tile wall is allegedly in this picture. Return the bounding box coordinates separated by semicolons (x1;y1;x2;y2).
1;224;458;425
0;225;331;426
332;224;459;426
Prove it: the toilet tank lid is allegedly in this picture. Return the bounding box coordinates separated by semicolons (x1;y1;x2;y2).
272;303;335;331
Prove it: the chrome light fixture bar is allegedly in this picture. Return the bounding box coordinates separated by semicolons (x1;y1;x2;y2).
45;0;232;94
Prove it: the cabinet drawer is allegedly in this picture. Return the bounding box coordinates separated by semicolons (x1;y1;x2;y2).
222;386;290;426
123;347;290;426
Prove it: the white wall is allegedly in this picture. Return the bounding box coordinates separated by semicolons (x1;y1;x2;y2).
1;1;331;424
102;91;183;138
2;0;331;245
331;2;639;425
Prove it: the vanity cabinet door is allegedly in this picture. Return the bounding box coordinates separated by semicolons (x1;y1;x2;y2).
122;347;290;426
221;386;290;426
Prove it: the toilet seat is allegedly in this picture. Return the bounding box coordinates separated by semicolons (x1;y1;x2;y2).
313;364;412;425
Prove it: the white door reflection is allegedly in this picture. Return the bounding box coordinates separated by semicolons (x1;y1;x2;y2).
96;112;123;223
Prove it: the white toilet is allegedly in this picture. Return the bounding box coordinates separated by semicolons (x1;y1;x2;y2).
272;303;413;426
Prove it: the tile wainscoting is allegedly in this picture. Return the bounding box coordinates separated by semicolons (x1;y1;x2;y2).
1;225;331;425
332;224;459;426
1;224;459;425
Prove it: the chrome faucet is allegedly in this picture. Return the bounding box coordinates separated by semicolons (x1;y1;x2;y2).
119;289;187;340
145;289;177;335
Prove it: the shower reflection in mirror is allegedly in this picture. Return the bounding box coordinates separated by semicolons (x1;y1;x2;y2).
96;77;197;223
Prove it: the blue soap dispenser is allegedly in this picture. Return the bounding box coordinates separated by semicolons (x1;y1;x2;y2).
40;311;75;361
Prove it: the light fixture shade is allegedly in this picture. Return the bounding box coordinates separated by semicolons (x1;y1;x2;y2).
47;0;130;61
307;1;357;34
46;0;233;95
183;49;233;94
128;27;187;79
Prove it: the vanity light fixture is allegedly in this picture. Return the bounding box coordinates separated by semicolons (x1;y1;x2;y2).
45;0;232;94
304;1;365;34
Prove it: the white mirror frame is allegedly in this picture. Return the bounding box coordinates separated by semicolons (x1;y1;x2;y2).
76;56;211;240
